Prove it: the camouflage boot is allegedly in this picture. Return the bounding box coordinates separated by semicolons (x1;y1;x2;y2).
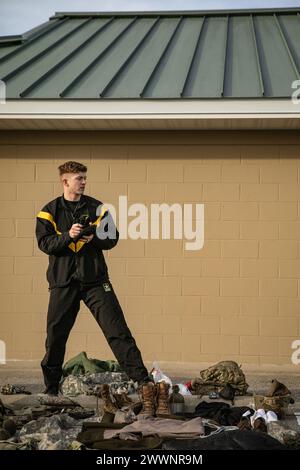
156;382;171;416
97;384;119;414
139;382;157;417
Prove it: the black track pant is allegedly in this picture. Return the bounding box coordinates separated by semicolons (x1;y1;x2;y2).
41;279;149;387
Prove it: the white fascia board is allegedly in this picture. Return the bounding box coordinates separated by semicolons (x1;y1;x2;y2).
0;99;300;119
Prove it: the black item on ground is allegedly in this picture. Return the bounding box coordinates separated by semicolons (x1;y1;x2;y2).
194;401;254;426
162;429;286;450
219;383;236;404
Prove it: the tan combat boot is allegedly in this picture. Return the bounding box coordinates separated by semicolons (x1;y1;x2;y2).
97;384;119;414
114;391;133;408
266;379;291;397
139;382;157;417
156;381;171;416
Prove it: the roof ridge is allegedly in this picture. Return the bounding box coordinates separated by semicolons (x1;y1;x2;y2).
51;8;300;19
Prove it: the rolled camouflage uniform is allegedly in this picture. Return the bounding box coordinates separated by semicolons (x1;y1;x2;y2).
60;372;135;397
191;361;249;396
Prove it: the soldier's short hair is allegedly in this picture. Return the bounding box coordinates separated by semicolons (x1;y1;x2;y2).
58;161;87;175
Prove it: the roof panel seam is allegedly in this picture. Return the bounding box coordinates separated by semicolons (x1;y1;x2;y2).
19;17;115;98
100;16;161;97
250;14;265;97
181;17;206;97
60;17;138;97
274;13;300;79
140;16;184;97
0;18;68;65
2;18;93;84
221;15;229;97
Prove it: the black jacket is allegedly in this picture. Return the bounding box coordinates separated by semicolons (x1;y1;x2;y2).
36;195;119;289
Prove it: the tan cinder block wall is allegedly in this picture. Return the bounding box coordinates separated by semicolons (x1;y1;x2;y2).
0;130;300;370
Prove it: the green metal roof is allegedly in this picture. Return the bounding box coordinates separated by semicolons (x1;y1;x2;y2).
0;8;299;99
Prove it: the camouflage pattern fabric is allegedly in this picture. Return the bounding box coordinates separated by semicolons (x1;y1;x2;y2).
19;414;83;450
0;384;31;395
191;361;249;396
268;421;300;449
38;395;79;407
0;441;33;450
60;376;88;396
60;372;134;397
69;440;86;450
80;372;131;391
10;406;54;427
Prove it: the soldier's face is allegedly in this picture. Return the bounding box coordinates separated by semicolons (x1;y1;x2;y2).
63;172;87;195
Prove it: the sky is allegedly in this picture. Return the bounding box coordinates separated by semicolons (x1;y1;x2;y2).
0;0;299;35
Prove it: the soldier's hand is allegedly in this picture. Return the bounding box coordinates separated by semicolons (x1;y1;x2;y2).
69;223;83;239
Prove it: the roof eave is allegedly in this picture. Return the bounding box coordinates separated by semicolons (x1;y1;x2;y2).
1;98;300;130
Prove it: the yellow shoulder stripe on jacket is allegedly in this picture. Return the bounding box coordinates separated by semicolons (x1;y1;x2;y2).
38;211;77;252
37;211;61;235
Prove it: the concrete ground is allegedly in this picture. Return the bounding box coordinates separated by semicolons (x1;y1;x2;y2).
1;367;300;433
